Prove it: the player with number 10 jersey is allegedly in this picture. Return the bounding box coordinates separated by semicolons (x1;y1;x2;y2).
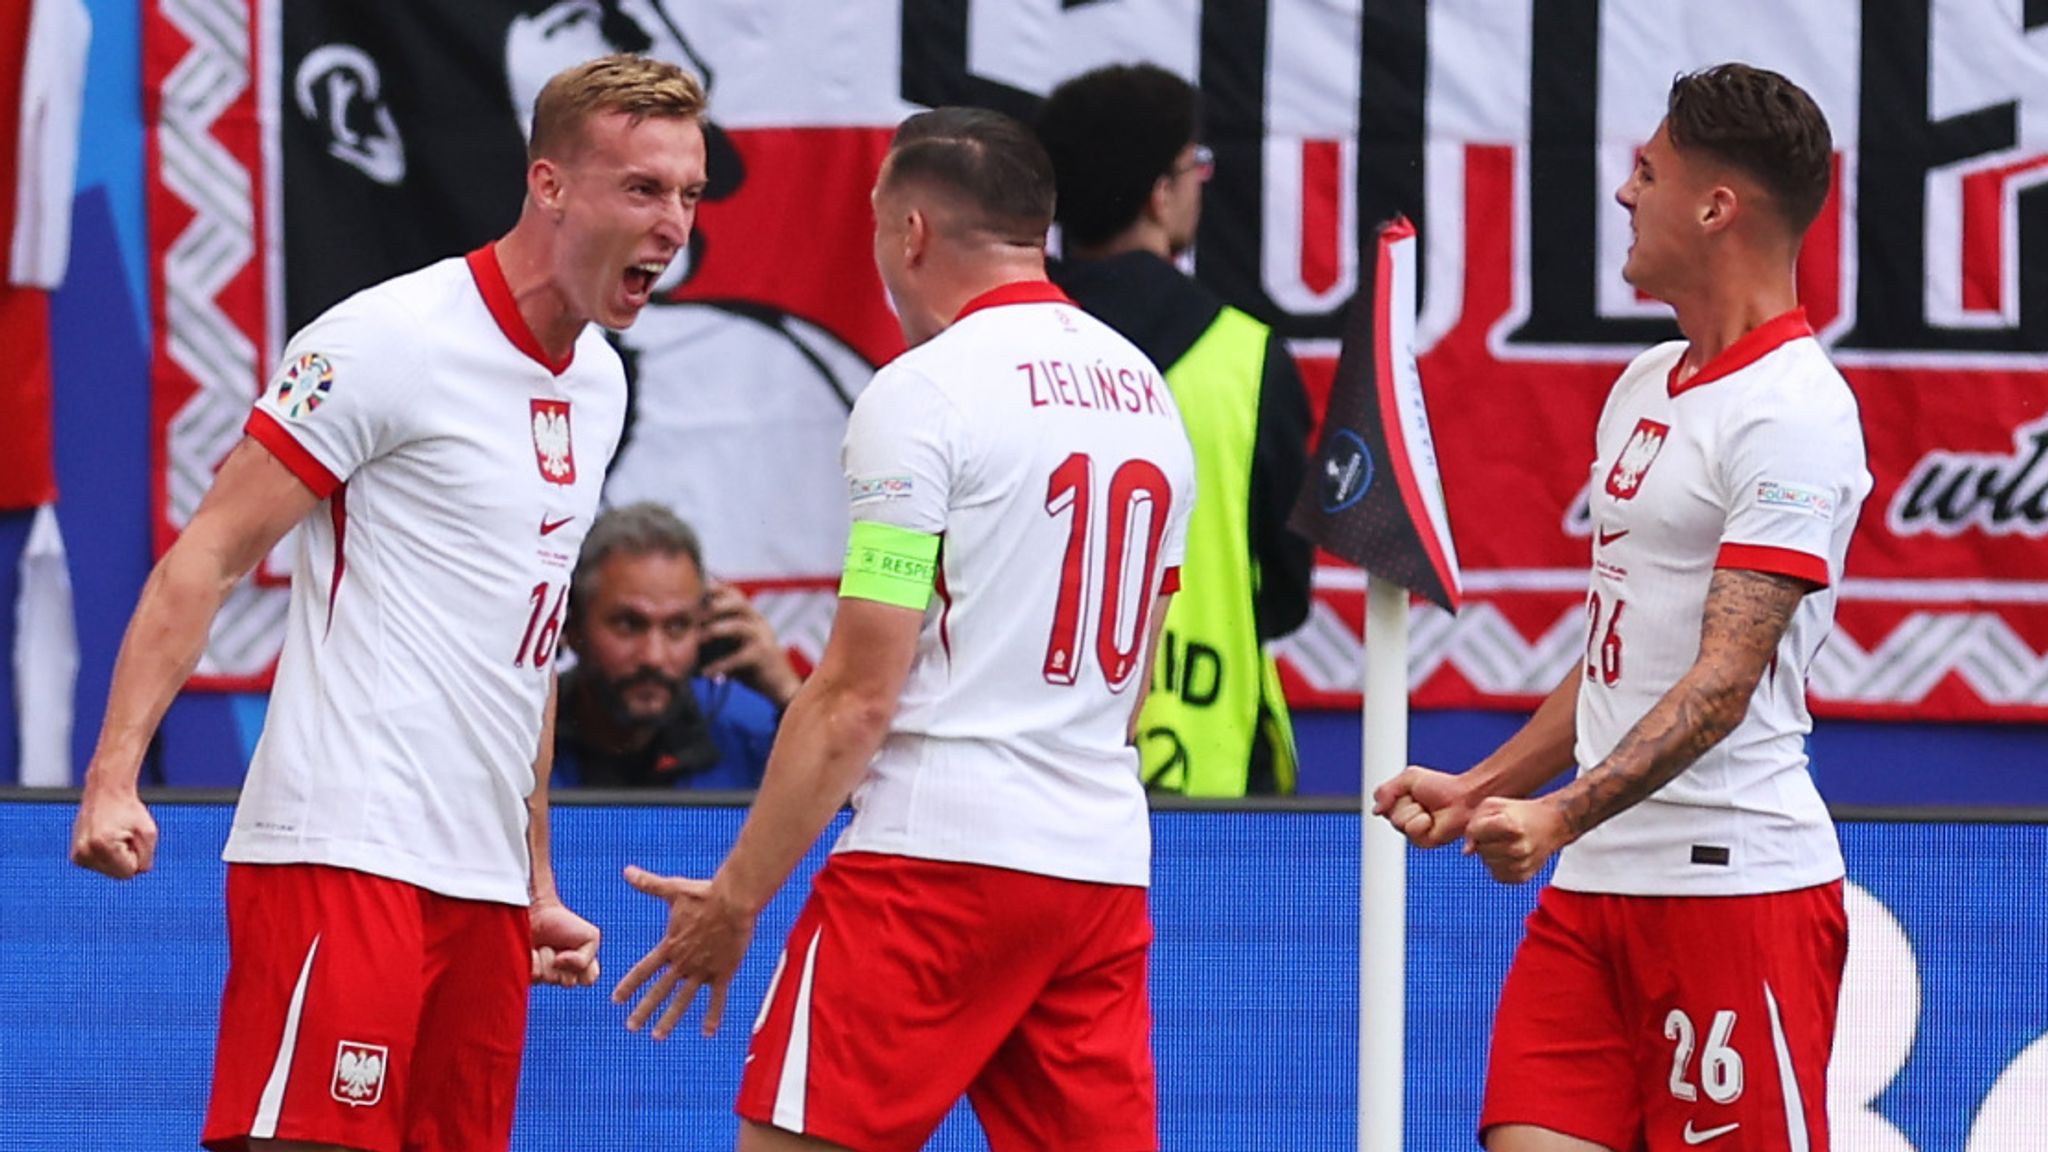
608;108;1194;1152
830;282;1195;887
731;276;1194;1152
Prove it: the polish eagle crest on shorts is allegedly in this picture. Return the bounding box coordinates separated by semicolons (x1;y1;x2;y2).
1604;418;1670;501
330;1041;388;1107
531;399;576;485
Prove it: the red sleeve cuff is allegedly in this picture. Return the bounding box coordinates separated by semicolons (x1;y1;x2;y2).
1159;566;1182;595
246;408;343;499
1715;542;1830;588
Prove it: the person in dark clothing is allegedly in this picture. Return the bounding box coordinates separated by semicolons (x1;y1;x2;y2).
554;502;798;789
1037;63;1315;796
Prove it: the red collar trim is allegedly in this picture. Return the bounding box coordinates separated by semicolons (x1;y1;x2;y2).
465;245;574;376
1668;307;1812;397
953;279;1072;323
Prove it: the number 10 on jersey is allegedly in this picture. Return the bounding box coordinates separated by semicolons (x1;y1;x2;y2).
1042;452;1173;692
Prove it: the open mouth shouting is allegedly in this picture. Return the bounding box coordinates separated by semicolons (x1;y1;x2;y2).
621;256;673;311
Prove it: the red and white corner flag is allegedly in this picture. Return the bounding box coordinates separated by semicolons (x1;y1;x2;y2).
1289;216;1461;610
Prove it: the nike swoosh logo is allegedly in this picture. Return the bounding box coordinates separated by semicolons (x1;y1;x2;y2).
1682;1121;1740;1145
540;515;574;536
1597;527;1630;546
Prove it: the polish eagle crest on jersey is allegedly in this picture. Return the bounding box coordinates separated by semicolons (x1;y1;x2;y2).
1604;418;1671;501
330;1041;388;1107
530;399;575;485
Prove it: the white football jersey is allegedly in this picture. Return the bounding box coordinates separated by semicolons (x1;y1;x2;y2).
225;248;626;905
1555;310;1871;896
831;282;1196;887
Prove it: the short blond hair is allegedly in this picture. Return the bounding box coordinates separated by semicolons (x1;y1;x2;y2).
527;54;708;162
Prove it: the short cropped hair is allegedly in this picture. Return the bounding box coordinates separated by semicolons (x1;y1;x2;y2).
884;107;1056;244
569;502;703;621
1666;63;1832;234
1035;64;1199;248
528;53;708;163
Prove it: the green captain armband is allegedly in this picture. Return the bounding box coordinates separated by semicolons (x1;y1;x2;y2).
840;521;941;610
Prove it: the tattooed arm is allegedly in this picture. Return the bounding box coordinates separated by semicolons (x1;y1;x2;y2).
1462;568;1811;883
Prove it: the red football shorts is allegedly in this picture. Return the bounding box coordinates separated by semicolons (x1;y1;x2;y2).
1482;882;1847;1151
201;863;530;1152
738;852;1157;1152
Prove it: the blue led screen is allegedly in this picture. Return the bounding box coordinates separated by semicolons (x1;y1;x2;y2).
0;802;2041;1151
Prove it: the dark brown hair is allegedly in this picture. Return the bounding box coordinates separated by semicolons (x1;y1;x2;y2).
1666;63;1833;234
528;53;707;163
884;107;1056;245
1035;63;1200;247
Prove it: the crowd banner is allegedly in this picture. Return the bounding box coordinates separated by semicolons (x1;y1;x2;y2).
146;1;2048;719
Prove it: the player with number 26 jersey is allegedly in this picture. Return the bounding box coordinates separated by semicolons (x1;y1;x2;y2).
1563;309;1870;896
834;281;1195;886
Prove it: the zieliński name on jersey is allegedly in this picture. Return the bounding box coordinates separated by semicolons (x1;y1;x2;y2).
1019;360;1171;416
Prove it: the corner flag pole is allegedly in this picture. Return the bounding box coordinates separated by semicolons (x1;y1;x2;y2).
1361;576;1408;1152
1284;216;1460;1152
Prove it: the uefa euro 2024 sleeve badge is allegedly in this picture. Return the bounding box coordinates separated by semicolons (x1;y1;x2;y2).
274;352;335;421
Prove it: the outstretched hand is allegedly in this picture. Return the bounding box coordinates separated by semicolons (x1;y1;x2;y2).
1370;765;1475;849
612;865;758;1040
531;898;602;987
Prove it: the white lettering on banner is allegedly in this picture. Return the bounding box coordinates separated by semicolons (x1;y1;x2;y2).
1481;0;1863;363
1594;1;1862;332
1411;4;1520;350
965;0;1198;104
1261;135;1358;313
1923;2;2048;331
1267;0;1360;136
1925;149;2048;331
1427;0;2048;365
1257;0;1362;312
545;3;916;128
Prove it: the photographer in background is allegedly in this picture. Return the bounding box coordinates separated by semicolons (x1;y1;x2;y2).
554;503;799;789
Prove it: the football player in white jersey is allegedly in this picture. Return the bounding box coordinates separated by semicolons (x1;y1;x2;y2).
69;56;710;1152
613;108;1196;1152
1375;65;1869;1152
